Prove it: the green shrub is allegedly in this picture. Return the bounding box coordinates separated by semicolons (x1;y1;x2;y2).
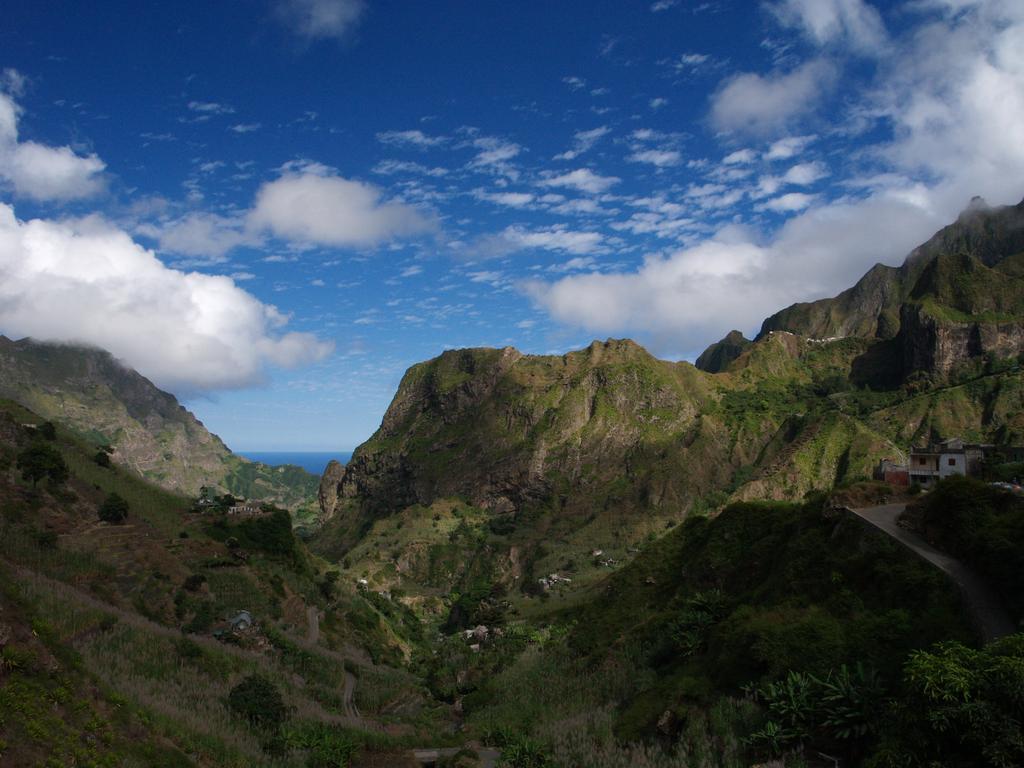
16;443;68;487
98;493;129;524
227;674;289;730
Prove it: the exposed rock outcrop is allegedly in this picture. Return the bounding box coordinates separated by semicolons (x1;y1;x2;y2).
695;330;752;373
317;459;346;521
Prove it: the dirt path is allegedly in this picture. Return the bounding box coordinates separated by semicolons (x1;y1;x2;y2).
343;670;360;720
851;503;1017;643
307;605;320;645
410;745;501;767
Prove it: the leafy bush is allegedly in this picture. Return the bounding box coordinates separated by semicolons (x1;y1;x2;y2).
98;493;129;524
916;476;1024;620
285;722;358;767
16;443;68;487
227;674;289;730
498;735;555;768
877;635;1024;767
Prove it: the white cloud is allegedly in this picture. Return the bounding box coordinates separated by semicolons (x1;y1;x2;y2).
765;134;816;160
668;52;712;75
768;0;888;53
1;69;27;97
462;225;605;260
148;212;260;260
628;149;682;167
372;159;448;177
229;123;261;133
465;136;522;178
0;204;332;393
710;59;836;136
527;192;947;356
474;189;535;208
537;168;620;194
782;161;829;185
249;166;434;247
275;0;365;40
760;192;816;211
722;148;757;164
651;0;679;10
187;100;234;115
649;97;669;109
0;93;106;201
554;126;610;161
503;225;604;254
376;129;446;148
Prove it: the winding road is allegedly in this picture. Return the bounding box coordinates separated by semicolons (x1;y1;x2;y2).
850;503;1017;643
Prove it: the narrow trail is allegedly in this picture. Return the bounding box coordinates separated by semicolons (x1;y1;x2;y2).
850;503;1017;643
306;604;320;645
410;746;501;767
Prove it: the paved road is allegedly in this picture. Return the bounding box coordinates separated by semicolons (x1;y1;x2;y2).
851;503;1017;643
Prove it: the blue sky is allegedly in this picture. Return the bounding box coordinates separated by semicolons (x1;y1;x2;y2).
1;0;1023;451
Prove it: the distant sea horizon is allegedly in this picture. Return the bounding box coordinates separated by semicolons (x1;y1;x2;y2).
238;451;352;476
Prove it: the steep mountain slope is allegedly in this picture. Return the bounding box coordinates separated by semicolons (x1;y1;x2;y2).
0;399;441;766
758;198;1024;382
313;334;908;607
694;330;751;373
0;336;318;507
314;201;1024;609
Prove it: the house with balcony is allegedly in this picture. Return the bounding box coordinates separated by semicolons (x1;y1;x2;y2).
908;438;988;487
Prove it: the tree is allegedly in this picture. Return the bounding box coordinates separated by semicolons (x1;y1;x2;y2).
98;493;129;524
16;444;68;487
37;421;56;440
94;450;111;468
227;674;289;730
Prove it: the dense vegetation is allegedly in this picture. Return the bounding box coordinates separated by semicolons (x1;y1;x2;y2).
913;476;1024;622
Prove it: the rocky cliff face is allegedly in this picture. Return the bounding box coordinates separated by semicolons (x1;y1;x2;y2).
317;459;346;521
761;199;1024;381
898;303;1024;378
695;330;751;373
0;336;318;507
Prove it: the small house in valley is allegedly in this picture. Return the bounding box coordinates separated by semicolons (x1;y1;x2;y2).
227;500;265;516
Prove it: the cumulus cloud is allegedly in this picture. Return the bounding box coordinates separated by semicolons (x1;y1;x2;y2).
0;204;332;393
275;0;365;40
537;168;620;194
0;92;106;201
144;212;260;260
527;192;947;356
710;59;836;136
530;3;1024;358
249;165;434;247
768;0;888;53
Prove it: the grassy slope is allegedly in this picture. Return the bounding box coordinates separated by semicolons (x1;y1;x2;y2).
0;401;451;767
458;498;974;766
0;338;319;509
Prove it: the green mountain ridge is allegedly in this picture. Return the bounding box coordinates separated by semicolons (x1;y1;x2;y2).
314;200;1024;609
0;336;319;510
